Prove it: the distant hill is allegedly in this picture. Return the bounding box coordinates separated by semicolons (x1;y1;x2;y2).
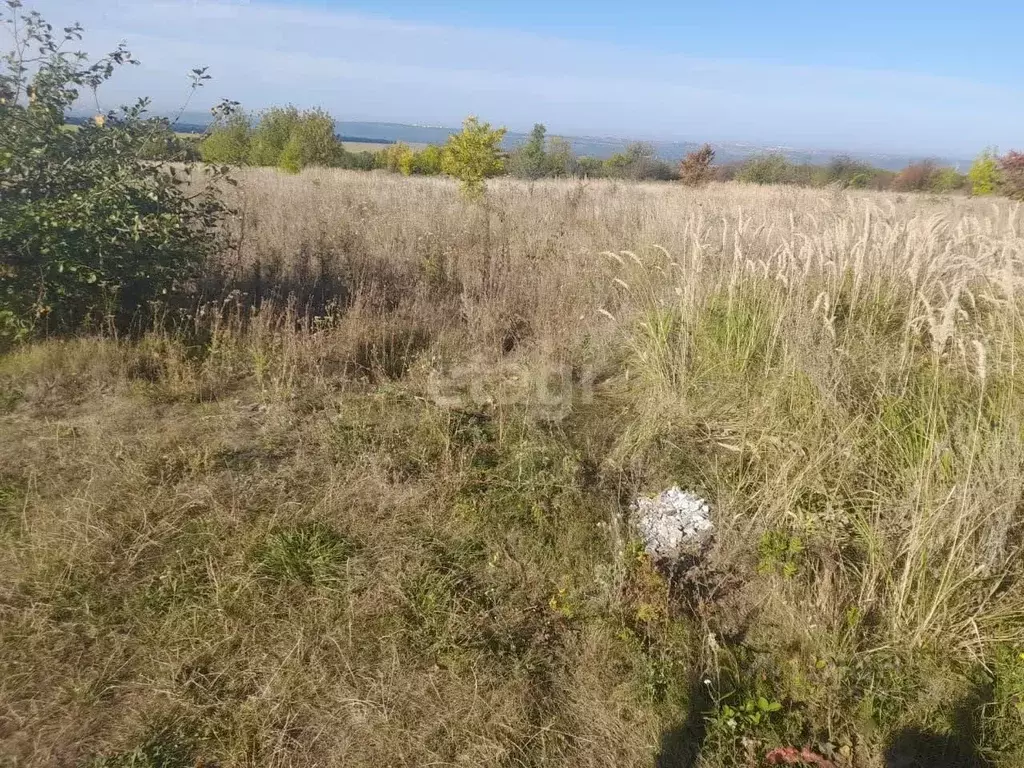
66;113;968;171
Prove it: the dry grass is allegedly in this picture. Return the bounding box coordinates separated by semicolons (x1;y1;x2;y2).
2;170;1024;767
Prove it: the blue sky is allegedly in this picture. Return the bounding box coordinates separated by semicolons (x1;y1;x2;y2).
31;0;1024;156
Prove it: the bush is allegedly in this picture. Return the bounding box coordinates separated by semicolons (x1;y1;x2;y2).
968;149;1000;196
337;149;376;171
604;142;673;181
378;142;415;175
137;121;201;162
441;115;507;199
678;143;715;187
929;166;965;194
1000;150;1024;200
248;105;300;167
892;160;938;192
0;2;228;340
545;136;578;177
575;156;605;178
411;144;444;175
737;154;790;185
276;108;342;173
201;105;342;171
199;110;251;164
826;155;877;188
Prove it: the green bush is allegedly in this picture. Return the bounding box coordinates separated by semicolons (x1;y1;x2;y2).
929;166;965;194
276;108;342;172
338;149;376;171
0;1;228;340
412;144;444;175
199;110;251;164
248;105;300;167
737;153;790;185
200;105;342;171
604;142;673;181
377;141;415;174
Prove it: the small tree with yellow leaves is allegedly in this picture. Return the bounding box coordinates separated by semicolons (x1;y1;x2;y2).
441;116;506;199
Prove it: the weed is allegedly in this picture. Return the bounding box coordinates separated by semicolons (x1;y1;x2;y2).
252;522;356;587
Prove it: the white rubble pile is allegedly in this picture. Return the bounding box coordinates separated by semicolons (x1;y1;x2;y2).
632;486;713;559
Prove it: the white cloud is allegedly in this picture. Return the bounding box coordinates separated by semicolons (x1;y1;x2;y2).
25;0;1024;154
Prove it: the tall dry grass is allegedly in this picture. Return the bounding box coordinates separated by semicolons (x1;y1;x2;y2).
2;170;1024;766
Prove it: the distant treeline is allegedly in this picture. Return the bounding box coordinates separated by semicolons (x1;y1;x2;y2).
157;106;1022;198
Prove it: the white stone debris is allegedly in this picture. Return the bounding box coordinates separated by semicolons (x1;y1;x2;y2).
632;486;713;559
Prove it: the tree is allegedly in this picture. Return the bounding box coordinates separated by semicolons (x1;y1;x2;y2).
546;136;576;177
0;1;228;340
509;122;547;179
999;150;1024;200
968;150;1000;196
441;115;507;199
678;143;716;187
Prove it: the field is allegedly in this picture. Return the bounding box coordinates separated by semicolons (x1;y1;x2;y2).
2;171;1024;767
341;140;429;153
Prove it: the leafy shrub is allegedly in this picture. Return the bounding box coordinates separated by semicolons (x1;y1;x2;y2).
575;156;605;178
137;121;201;162
0;1;228;340
441;115;507;199
929;166;965;194
1000;150;1024;200
604;142;673;181
892;160;938;192
201;105;342;171
248;105;300;167
737;154;790;185
545;136;578;177
678;143;716;187
337;149;376;171
826;155;877;188
968;149;1000;196
276;108;342;172
411;144;444;175
378;141;415;174
198;110;251;164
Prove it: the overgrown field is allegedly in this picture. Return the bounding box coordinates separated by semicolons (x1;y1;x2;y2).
2;172;1024;767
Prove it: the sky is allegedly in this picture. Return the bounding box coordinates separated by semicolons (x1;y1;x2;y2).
23;0;1024;157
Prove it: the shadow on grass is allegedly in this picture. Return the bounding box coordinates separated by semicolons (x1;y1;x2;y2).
884;684;995;765
654;676;711;768
884;686;992;768
655;683;993;768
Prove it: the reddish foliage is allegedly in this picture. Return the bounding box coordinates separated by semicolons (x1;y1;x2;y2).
765;745;837;767
1000;150;1024;201
679;143;716;187
892;160;937;192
